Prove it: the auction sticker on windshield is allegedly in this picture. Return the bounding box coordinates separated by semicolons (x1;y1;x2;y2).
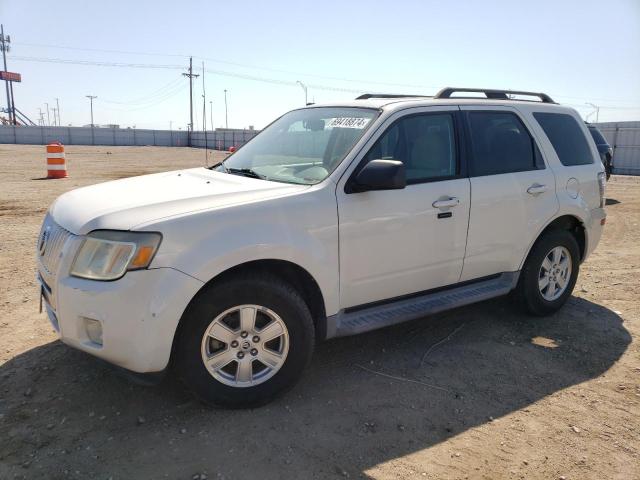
326;117;371;129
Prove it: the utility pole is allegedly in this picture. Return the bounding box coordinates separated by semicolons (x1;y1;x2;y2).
45;102;50;126
296;80;308;105
202;61;208;164
55;97;61;125
169;120;172;131
51;107;58;126
224;89;228;129
86;95;97;127
182;57;199;144
0;25;12;124
209;100;213;131
38;108;44;126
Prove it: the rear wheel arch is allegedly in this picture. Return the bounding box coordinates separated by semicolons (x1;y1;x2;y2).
521;214;586;270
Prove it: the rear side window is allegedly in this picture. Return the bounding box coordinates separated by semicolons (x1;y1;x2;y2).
467;111;540;176
534;113;594;166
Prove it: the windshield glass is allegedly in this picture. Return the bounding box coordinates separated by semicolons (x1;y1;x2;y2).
214;107;379;184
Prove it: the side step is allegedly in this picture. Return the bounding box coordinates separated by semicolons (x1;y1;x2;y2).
328;272;519;338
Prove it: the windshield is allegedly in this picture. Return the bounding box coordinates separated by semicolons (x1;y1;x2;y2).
214;107;379;184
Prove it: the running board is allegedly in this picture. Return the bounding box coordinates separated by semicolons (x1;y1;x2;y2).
327;272;519;338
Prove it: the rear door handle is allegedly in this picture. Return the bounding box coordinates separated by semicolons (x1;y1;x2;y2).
527;184;547;195
432;197;460;208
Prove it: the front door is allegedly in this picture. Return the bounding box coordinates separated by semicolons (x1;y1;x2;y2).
337;107;471;309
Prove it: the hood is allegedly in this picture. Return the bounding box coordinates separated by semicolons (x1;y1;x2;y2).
51;168;309;234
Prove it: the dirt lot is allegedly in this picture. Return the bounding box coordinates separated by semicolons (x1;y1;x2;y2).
0;144;638;480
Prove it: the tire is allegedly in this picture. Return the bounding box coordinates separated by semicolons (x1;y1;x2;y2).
514;229;580;316
175;273;315;408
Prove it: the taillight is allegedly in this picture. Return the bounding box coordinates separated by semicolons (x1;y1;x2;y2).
597;172;606;208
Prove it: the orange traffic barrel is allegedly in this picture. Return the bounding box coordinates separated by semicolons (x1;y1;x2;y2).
46;142;68;179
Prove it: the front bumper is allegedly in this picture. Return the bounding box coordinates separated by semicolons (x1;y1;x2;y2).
37;224;204;373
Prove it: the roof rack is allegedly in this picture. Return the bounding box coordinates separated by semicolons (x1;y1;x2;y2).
355;93;430;100
435;87;555;104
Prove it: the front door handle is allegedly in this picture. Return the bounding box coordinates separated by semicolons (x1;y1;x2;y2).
527;184;547;195
432;197;460;208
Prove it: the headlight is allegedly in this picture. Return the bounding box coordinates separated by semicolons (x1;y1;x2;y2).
71;231;162;281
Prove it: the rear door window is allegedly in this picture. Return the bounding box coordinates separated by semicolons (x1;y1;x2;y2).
534;112;594;166
467;111;541;176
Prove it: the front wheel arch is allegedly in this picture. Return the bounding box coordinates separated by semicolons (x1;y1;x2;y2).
170;259;326;368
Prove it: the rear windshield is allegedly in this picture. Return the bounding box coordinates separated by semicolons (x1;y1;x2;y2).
533;112;594;166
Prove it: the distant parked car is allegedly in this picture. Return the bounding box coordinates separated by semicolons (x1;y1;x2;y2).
587;124;613;180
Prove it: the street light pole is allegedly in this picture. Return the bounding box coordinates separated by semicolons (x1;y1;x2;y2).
45;102;50;126
224;89;228;129
86;95;97;127
296;80;308;105
55;97;61;125
586;102;600;123
209;100;213;131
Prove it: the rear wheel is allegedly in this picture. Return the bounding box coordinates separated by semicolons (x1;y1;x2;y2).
514;229;580;316
176;274;315;408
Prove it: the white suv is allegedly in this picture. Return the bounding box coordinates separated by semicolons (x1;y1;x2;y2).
37;88;607;407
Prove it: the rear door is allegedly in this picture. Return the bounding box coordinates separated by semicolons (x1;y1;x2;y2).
460;106;558;281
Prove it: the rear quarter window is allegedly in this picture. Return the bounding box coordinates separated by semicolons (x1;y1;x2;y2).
534;112;594;166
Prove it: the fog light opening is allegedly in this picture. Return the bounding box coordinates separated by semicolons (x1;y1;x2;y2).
84;318;103;346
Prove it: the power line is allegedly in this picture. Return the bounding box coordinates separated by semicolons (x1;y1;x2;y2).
13;41;640;104
9;54;640;110
11;41;437;90
99;76;184;105
97;83;188;112
10;55;364;93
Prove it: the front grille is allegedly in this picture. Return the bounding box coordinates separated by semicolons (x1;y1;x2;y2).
38;215;74;276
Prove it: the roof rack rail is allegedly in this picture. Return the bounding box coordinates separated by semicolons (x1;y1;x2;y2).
355;93;430;100
435;87;555;104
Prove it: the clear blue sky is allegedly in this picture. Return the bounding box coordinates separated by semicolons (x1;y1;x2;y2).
1;0;639;129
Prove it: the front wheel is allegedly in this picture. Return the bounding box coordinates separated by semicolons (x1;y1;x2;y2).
514;229;580;316
176;274;315;408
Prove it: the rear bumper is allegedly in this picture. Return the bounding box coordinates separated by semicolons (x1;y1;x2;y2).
584;207;606;261
41;267;203;373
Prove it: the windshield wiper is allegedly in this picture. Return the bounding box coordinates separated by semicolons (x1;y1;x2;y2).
226;167;266;180
208;159;228;172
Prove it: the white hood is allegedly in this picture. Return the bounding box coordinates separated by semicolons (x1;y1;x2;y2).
51;168;309;234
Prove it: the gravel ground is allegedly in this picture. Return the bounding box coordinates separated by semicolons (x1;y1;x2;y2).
0;144;638;480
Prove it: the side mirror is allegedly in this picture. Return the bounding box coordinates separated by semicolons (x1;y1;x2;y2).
349;159;406;193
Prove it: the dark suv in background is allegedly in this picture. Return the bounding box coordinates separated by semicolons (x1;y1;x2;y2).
587;124;613;179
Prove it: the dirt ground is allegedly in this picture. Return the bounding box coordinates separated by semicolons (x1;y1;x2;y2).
0;144;638;480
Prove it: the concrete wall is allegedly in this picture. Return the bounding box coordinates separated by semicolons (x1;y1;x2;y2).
593;121;640;176
0;125;259;149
